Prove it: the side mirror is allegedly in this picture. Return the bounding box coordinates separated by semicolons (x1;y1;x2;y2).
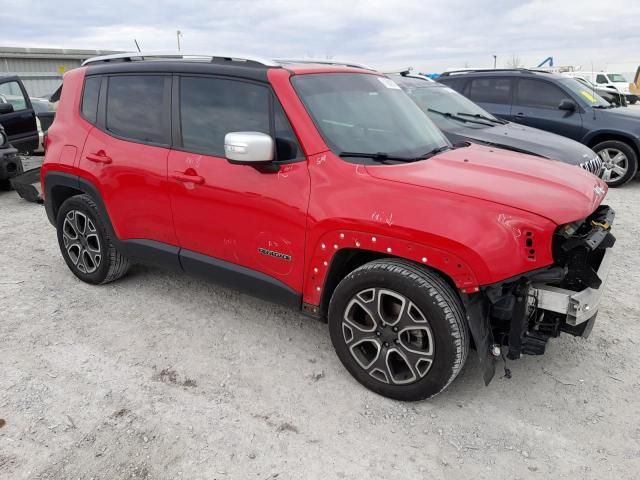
558;99;577;112
224;132;274;165
0;103;14;114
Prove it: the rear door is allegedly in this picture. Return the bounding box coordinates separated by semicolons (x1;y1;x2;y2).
464;77;514;121
79;74;177;246
0;76;38;153
512;78;584;141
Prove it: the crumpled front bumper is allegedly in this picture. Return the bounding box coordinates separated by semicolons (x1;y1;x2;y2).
530;247;613;337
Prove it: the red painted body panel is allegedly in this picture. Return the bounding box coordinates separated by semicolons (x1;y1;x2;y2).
167;149;310;291
40;68;89;181
79;129;177;244
42;64;608;310
366;143;607;225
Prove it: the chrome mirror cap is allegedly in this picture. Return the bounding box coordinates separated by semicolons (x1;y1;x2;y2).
224;132;274;164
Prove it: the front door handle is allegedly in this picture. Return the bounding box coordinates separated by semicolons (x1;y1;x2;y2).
515;112;526;118
172;171;205;185
86;151;112;164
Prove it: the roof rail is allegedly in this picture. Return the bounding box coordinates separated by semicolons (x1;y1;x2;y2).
274;58;377;71
439;68;552;77
82;51;280;67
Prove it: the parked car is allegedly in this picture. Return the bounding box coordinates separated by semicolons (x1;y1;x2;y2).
563;71;637;105
30;97;56;154
571;77;627;107
0;123;24;189
390;72;602;175
42;53;615;401
0;76;39;154
438;69;640;186
631;66;640;99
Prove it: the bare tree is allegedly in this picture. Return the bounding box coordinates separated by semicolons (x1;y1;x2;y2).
506;54;523;69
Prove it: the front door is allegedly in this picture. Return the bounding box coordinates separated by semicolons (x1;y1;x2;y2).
511;78;585;141
0;77;38;153
168;75;310;296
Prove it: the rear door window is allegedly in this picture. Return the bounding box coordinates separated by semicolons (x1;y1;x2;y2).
467;78;512;104
105;75;169;144
515;79;571;108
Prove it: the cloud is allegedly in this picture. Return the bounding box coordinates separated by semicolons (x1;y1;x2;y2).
0;0;638;72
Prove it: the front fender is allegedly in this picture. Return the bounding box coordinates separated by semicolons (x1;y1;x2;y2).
302;228;481;307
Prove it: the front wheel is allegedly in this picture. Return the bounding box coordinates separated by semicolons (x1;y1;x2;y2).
328;259;469;401
593;140;638;187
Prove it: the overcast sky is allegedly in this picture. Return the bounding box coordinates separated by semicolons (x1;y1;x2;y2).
1;0;638;73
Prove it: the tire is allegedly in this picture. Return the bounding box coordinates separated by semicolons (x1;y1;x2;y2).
0;179;10;191
328;259;469;401
629;97;637;105
593;140;638;187
56;194;130;284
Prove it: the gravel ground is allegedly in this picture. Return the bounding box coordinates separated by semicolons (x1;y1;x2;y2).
1;168;639;480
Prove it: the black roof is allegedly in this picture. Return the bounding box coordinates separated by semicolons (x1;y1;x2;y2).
86;60;272;82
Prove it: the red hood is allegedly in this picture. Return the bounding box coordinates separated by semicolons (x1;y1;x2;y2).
366;144;607;225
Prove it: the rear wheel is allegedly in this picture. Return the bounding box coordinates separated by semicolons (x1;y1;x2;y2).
56;194;130;284
593;140;638;187
328;259;469;401
629;97;637;105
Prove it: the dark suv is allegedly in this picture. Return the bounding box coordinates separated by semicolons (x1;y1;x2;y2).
391;72;602;176
439;69;640;187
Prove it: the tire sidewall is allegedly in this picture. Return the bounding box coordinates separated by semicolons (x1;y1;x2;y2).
329;265;464;401
594;140;638;187
56;195;112;285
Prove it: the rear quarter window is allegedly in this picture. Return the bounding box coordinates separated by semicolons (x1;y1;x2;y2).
81;77;101;124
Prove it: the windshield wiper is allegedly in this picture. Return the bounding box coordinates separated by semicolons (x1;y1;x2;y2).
414;145;451;160
427;108;493;126
457;112;506;125
339;151;416;163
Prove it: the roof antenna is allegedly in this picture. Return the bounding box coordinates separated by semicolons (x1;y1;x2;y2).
134;39;141;52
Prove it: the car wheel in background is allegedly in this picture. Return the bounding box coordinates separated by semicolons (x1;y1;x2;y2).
328;259;469;401
593;140;638;187
56;194;130;284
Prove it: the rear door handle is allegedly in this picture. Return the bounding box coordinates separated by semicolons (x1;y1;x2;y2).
172;171;205;185
515;112;526;118
86;151;112;164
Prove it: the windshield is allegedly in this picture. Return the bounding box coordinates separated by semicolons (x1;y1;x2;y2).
608;73;627;83
396;76;498;129
559;78;610;108
292;73;450;159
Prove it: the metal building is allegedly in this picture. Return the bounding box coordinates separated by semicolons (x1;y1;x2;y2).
0;46;119;98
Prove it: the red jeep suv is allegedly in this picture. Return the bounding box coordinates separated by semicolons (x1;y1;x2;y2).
41;53;615;400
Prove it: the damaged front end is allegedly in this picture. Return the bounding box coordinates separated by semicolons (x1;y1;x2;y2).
464;205;616;385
